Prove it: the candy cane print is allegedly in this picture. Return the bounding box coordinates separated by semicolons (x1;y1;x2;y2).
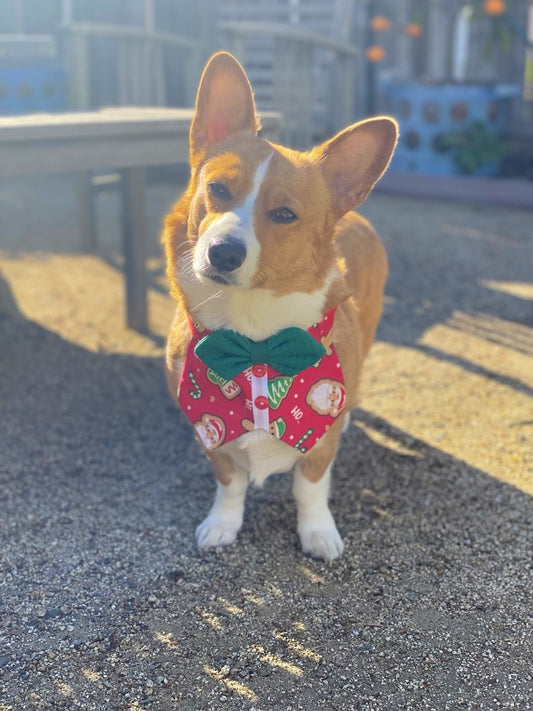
295;428;314;452
187;370;202;399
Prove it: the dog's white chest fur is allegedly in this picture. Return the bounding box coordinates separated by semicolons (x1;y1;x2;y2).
222;430;302;486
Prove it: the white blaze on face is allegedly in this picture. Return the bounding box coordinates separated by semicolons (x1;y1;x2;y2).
193;153;273;287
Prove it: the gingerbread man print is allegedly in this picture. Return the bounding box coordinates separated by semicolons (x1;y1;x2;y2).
241;416;287;438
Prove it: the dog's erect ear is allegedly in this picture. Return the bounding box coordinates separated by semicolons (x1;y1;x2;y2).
190;52;260;166
317;117;398;217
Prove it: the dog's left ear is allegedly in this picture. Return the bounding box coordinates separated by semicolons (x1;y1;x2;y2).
190;52;260;167
317;117;398;217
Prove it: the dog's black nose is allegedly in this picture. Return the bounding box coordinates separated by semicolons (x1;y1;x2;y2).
207;236;246;272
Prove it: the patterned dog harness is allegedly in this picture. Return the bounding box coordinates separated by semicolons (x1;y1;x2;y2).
177;308;346;454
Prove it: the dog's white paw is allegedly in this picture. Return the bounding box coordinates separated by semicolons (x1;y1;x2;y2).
195;516;241;550
299;524;345;562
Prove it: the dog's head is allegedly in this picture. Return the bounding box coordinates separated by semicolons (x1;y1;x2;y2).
164;52;397;324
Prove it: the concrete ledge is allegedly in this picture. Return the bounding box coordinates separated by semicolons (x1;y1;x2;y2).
376;171;533;211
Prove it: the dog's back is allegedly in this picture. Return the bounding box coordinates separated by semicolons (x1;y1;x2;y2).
335;211;388;360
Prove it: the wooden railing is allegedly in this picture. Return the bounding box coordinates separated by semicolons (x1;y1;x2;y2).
220;21;360;148
62;22;202;110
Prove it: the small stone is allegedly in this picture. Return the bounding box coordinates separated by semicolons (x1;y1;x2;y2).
166;569;185;582
45;608;61;619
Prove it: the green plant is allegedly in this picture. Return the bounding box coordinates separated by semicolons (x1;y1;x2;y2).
436;120;508;174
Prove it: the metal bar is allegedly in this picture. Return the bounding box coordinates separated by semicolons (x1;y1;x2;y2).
62;21;198;49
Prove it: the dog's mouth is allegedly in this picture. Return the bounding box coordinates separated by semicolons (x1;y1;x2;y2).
201;268;234;286
207;273;231;285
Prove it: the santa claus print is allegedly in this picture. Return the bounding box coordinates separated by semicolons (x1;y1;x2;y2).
194;413;226;450
306;379;346;418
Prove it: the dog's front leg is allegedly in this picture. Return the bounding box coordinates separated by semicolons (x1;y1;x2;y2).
195;452;248;550
292;425;344;562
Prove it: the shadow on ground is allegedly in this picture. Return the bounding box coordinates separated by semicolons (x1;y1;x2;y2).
362;194;533;396
1;307;531;710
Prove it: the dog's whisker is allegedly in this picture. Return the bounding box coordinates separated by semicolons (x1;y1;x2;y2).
189;290;223;313
177;251;196;278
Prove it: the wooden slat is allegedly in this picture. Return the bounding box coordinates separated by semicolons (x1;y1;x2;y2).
0;108;281;142
220;21;360;57
0;134;184;176
62;22;199;49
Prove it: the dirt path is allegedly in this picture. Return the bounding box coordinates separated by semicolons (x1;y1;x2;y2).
0;175;531;710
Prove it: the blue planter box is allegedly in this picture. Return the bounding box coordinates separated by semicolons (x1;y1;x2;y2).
0;62;67;115
379;80;517;176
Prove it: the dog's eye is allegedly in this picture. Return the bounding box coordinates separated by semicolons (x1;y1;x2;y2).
268;207;298;224
208;182;232;201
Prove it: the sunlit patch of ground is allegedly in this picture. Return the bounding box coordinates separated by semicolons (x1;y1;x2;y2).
363;325;532;494
0;252;174;356
480;279;533;301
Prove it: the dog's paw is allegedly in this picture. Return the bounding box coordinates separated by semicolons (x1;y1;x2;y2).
341;411;351;433
195;516;240;550
299;525;345;563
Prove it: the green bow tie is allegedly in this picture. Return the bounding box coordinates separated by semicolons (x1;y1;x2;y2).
194;327;326;381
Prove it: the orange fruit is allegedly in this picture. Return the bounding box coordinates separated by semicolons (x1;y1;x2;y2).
370;15;392;32
405;22;423;38
365;45;386;62
483;0;506;15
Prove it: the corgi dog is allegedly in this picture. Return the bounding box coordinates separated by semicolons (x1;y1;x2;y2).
162;52;397;561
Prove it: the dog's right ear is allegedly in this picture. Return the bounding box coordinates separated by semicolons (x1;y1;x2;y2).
190;52;260;167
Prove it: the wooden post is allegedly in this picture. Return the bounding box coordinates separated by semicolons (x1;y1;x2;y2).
75;171;96;253
14;0;24;32
66;32;90;109
61;0;72;24
339;54;356;131
120;167;148;332
366;1;376;116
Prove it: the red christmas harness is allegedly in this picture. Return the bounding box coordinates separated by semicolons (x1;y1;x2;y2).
177;308;346;453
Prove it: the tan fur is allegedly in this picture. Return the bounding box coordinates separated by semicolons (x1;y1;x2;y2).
162;52;397;558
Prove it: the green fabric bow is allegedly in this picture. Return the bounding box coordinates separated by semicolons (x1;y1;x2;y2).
194;327;326;381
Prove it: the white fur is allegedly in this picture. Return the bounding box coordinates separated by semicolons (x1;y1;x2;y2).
228;430;302;487
195;464;248;549
193;155;272;289
182;269;336;341
293;463;344;562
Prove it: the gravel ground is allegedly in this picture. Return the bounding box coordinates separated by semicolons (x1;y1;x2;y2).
0;174;532;710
